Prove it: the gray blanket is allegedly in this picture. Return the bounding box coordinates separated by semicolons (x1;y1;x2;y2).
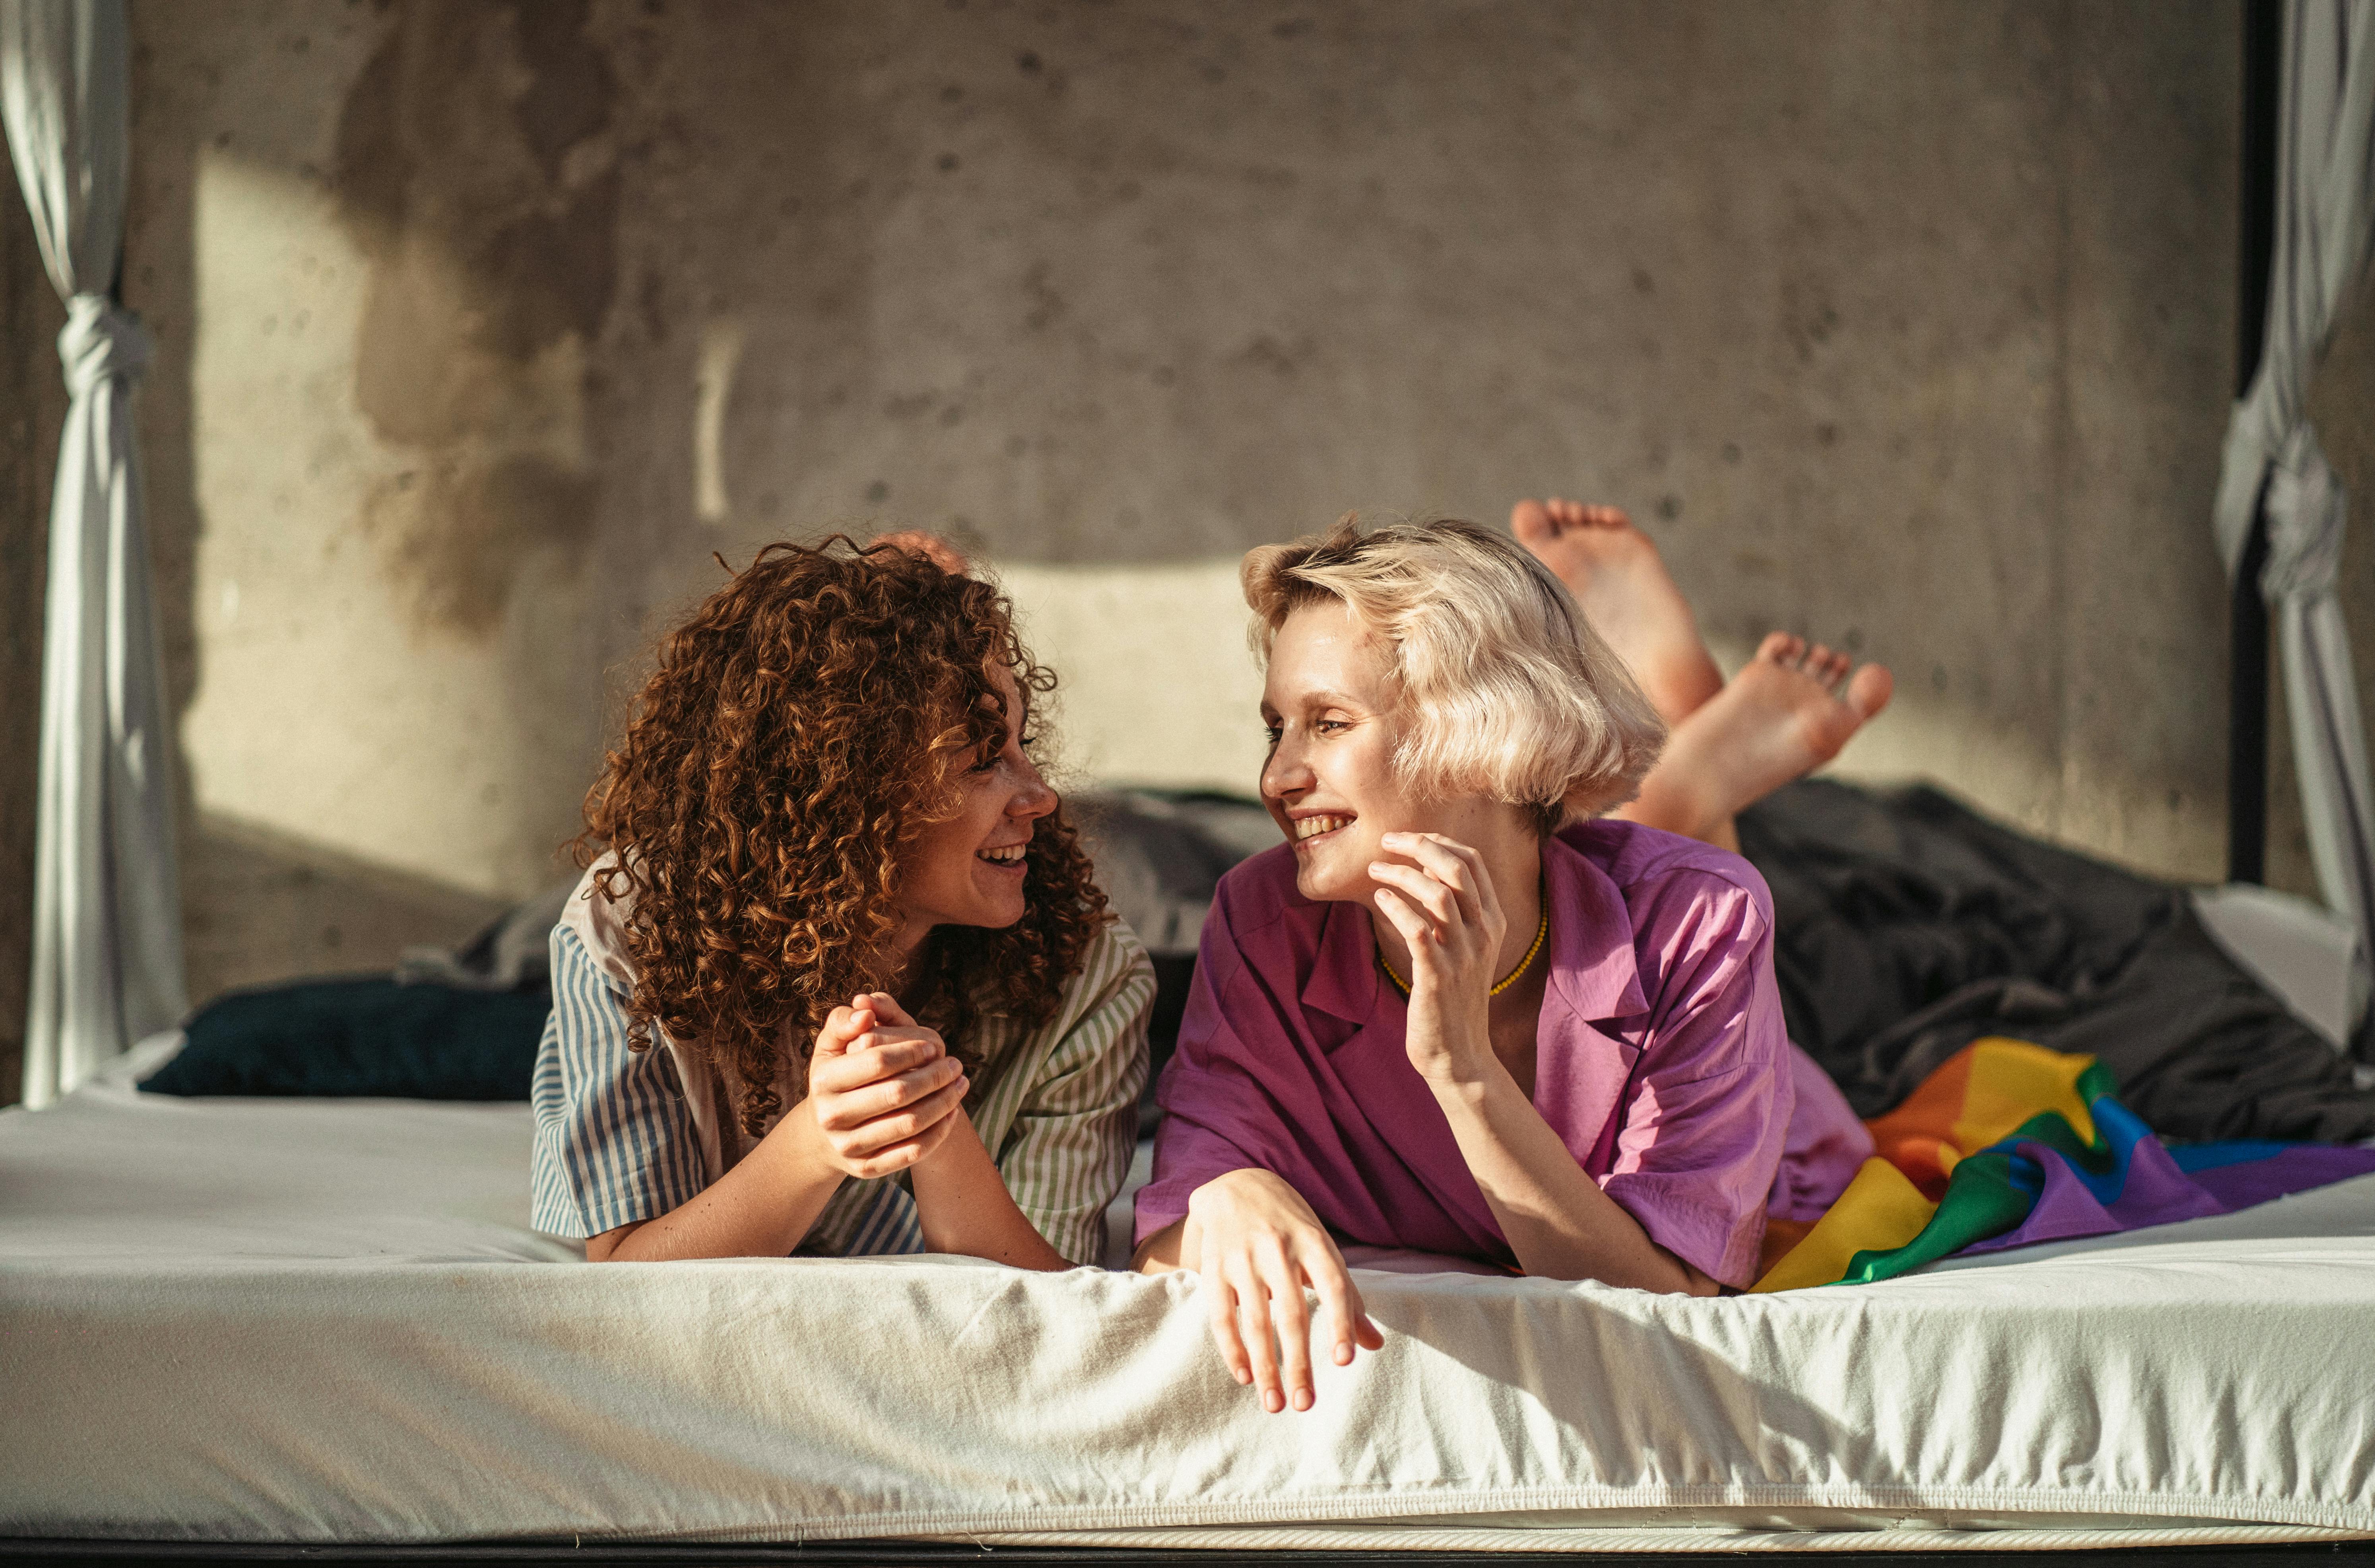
1735;780;2375;1142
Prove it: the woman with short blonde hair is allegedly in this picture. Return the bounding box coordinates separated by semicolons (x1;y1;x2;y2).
1135;514;1869;1413
1239;516;1667;830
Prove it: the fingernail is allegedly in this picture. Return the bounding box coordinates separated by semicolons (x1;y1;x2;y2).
1264;1390;1283;1413
1293;1389;1312;1411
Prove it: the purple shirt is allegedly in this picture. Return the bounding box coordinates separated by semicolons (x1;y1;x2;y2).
1135;820;1870;1288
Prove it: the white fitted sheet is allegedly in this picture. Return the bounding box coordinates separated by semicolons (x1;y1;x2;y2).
4;1036;2373;1551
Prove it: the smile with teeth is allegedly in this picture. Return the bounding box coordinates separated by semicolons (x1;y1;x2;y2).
977;843;1029;865
1292;813;1356;843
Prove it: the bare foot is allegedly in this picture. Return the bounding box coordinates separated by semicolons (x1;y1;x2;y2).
1619;633;1892;847
867;529;970;575
1512;497;1724;724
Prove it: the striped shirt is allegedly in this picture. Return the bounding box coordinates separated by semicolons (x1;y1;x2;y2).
530;864;1154;1265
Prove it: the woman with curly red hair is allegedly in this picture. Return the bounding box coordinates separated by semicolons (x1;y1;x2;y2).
530;538;1153;1267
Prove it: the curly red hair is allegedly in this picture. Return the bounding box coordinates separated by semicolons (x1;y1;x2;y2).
575;537;1109;1137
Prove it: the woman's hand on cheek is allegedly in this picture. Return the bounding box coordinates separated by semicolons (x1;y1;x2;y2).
1370;833;1505;1085
1186;1169;1384;1414
802;993;969;1179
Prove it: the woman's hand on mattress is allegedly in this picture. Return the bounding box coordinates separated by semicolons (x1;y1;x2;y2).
1184;1169;1385;1414
802;993;970;1180
1368;833;1504;1084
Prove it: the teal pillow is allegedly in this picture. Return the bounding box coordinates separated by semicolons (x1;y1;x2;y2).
141;978;550;1100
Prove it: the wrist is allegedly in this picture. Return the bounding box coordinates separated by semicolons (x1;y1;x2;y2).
1423;1052;1514;1109
774;1095;838;1174
910;1107;980;1175
1409;1017;1499;1090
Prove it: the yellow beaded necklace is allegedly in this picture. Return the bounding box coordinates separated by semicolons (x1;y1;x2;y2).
1378;905;1549;999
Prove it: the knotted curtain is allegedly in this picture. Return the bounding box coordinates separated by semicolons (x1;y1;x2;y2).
2213;0;2375;1044
1;0;185;1106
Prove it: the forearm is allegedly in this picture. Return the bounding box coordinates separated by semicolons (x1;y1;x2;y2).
594;1104;846;1261
907;1111;1073;1270
1430;1069;1714;1294
1133;1216;1188;1271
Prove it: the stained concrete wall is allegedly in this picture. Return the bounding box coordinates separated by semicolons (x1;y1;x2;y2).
10;0;2375;1099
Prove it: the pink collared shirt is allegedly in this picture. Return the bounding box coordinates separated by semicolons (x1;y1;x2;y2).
1135;819;1869;1288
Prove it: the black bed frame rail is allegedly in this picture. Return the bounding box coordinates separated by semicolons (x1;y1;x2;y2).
4;1540;2373;1568
2229;0;2286;885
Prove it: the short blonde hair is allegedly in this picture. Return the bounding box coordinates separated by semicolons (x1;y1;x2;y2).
1242;514;1666;831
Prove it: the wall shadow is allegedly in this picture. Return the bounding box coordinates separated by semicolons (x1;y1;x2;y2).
181;813;507;1002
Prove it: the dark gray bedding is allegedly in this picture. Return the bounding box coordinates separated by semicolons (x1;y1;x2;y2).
1735;779;2375;1141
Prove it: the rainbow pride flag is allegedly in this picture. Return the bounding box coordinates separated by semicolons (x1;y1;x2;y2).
1753;1038;2375;1292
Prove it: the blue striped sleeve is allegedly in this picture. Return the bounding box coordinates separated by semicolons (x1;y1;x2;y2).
529;922;708;1238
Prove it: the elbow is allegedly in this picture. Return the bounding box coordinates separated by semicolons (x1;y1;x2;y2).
1673;1255;1724;1296
582;1221;646;1263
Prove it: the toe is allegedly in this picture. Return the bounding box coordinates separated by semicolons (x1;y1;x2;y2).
1588;504;1632;530
1845;662;1894;720
1511;499;1552;541
1755;631;1802;665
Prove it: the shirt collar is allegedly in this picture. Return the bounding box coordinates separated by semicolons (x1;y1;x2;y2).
1541;829;1651;1024
1298;830;1650;1027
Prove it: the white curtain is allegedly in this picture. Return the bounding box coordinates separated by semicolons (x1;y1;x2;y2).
2214;0;2375;1026
1;0;184;1107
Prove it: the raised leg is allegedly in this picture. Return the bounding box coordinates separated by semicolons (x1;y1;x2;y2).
1512;497;1725;726
1616;633;1894;850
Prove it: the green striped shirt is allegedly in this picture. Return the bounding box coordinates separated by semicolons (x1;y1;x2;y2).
531;873;1153;1266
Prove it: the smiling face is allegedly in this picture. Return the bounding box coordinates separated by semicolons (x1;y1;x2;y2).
1259;600;1449;905
894;666;1058;943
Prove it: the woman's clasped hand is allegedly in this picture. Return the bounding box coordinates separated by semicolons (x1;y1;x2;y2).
1368;831;1512;1086
802;993;971;1179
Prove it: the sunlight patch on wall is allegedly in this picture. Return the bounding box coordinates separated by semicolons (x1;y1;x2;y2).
993;558;1271;796
694;318;745;525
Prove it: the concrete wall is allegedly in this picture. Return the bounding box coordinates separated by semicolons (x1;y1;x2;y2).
11;0;2375;1095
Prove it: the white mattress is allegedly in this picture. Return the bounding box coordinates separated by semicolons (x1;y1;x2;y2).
4;1037;2374;1553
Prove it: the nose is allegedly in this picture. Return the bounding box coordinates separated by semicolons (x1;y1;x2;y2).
1008;757;1058;821
1261;729;1313;803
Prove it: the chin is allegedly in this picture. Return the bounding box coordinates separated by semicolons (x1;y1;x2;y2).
1292;840;1376;906
970;892;1029;929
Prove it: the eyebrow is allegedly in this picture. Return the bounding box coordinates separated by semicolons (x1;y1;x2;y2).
1261;689;1367;719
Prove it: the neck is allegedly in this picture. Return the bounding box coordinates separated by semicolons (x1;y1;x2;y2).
1369;823;1545;991
883;918;934;1001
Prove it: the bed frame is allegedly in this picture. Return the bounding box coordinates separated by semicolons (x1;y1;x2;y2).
6;1542;2375;1567
2228;0;2283;886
